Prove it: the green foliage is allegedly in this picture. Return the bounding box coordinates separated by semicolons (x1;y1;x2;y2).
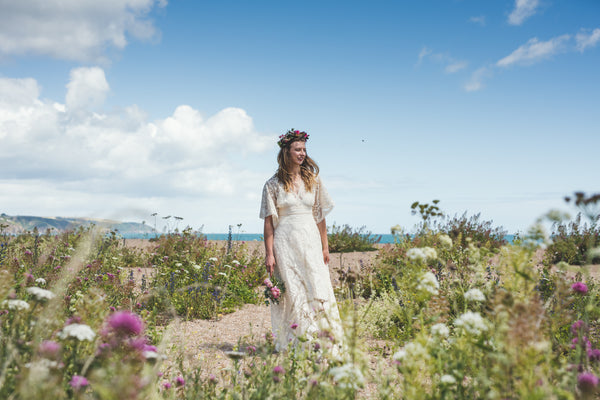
433;212;508;251
327;223;381;253
544;213;600;266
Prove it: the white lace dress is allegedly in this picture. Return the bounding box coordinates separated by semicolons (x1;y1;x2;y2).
260;174;343;351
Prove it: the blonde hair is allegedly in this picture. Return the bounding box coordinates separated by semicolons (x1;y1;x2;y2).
276;140;319;193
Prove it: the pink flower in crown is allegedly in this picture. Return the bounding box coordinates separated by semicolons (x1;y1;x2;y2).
263;278;273;288
270;287;281;299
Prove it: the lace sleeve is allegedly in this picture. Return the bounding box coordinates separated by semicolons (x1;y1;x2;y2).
259;178;278;220
312;175;334;223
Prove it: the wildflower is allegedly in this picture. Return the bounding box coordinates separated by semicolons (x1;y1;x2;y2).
572;282;588;294
208;374;217;384
571;320;587;335
577;372;599;393
407;246;438;261
454;311;488;336
246;345;257;355
26;287;55;301
208;257;218;262
24;250;33;256
588;349;600;362
439;234;453;248
163;381;172;390
393;341;428;363
430;323;450;338
2;299;30;311
464;288;485;302
232;260;240;265
107;311;144;336
39;340;61;359
175;262;182;267
416;271;439;295
291;323;298;330
218;272;227;277
440;374;457;384
273;365;285;374
329;363;365;389
59;324;96;341
271;286;281;299
35;277;46;286
70;375;89;390
263;278;273;288
175;376;185;387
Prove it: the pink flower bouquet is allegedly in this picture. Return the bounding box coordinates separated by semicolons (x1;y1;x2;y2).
263;277;286;305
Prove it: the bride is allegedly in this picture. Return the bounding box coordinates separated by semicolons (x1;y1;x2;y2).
260;129;343;352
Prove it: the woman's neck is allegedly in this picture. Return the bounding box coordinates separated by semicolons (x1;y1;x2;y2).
290;165;301;176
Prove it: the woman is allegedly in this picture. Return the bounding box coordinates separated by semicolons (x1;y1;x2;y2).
260;129;343;352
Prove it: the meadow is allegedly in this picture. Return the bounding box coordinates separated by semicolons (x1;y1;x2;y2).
1;195;600;399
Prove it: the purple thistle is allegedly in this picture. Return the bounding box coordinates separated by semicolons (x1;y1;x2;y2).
273;365;285;374
588;349;600;362
578;372;599;393
572;282;589;294
162;381;172;390
70;375;89;390
175;376;185;387
38;340;61;359
290;323;298;330
571;320;587;335
107;311;144;336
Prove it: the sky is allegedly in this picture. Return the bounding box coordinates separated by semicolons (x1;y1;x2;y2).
0;0;599;235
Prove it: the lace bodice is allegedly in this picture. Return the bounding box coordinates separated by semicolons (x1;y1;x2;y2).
259;174;334;225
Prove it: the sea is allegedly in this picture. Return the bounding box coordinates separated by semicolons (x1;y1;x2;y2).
119;232;517;244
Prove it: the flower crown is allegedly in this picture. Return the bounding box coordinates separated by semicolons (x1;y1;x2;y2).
277;129;309;148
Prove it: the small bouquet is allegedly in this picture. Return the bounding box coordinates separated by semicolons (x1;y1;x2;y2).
263;277;286;305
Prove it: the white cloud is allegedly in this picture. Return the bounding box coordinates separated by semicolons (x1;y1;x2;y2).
464;67;491;92
0;68;276;230
497;35;570;67
66;67;110;110
417;47;468;74
469;16;486;26
576;28;600;52
508;0;540;26
0;0;166;62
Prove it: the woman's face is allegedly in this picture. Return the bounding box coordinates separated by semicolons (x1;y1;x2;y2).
288;141;306;167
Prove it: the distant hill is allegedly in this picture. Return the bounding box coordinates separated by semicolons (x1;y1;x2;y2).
0;213;154;235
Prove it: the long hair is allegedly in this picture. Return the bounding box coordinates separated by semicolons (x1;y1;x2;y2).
276;140;319;193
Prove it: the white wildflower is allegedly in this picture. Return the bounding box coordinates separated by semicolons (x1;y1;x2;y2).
464;288;485;302
175;262;182;267
59;324;96;341
439;234;453;248
35;277;47;286
144;350;159;359
454;311;488;336
26;287;55;301
231;260;240;265
440;374;456;384
431;323;450;338
218;272;228;277
416;271;439;295
208;257;218;262
111;257;118;260
2;299;30;311
407;247;437;261
224;264;232;269
393;341;428;362
329;363;365;389
192;264;201;270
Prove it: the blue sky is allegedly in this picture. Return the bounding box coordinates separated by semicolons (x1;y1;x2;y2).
0;0;598;234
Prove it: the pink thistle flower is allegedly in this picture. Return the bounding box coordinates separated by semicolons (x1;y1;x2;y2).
39;340;61;359
107;311;144;336
70;375;89;390
175;376;185;387
571;320;587;335
246;345;257;355
572;282;588;294
263;278;273;288
162;381;172;390
273;365;285;374
270;287;281;299
588;349;600;362
290;323;298;330
208;374;217;384
578;372;599;393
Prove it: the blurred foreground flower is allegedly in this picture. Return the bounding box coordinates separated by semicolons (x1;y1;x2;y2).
416;271;439;295
26;287;55;302
454;311;488;336
59;324;96;341
2;299;30;311
407;247;437;262
107;311;144;336
70;375;89;390
329;363;365;389
572;282;588;294
464;288;485;302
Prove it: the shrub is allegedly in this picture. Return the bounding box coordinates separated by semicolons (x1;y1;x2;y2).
327;223;381;253
544;213;600;266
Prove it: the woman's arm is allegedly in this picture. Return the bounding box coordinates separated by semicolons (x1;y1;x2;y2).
317;218;330;265
264;216;276;276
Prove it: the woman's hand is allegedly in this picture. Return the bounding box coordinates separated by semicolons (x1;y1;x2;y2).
265;254;276;277
322;249;330;265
